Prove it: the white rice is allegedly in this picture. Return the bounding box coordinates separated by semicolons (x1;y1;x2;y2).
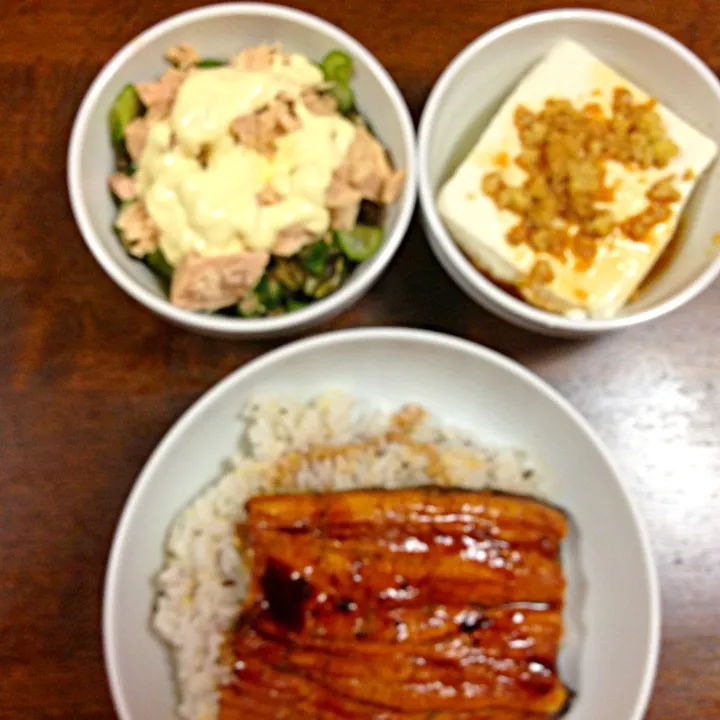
152;393;550;720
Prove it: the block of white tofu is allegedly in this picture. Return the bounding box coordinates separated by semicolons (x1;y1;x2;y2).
437;40;718;319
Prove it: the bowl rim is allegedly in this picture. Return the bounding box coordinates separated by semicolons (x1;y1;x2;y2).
67;2;417;335
103;325;661;720
418;8;720;333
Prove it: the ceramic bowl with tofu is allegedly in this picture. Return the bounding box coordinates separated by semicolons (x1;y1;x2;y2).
418;9;720;336
68;3;416;338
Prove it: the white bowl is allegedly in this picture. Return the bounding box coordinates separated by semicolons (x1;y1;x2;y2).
104;327;659;720
68;3;416;338
418;9;720;337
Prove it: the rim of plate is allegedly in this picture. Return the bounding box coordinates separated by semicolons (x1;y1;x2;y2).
103;327;661;719
67;3;417;336
418;8;720;333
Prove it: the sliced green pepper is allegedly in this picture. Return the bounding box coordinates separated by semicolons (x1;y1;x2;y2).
327;82;354;114
109;84;141;146
195;58;226;68
299;240;330;275
334;225;383;262
320;50;353;84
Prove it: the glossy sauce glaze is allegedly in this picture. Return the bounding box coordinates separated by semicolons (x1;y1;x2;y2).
633;216;686;298
220;488;574;719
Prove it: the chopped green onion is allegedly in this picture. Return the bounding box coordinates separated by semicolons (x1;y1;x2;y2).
143;249;174;293
109;84;141;145
320;50;353;84
334;226;383;262
195;58;226;68
144;249;173;279
327;82;354;114
299;240;330;275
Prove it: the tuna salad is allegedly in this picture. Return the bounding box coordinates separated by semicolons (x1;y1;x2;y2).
108;43;406;316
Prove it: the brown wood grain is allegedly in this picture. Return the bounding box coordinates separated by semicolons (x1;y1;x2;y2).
0;0;719;717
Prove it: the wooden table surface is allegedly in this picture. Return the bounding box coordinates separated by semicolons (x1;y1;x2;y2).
1;0;719;717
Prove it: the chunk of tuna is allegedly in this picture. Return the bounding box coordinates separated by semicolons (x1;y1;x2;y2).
330;202;361;231
272;95;303;132
272;224;317;257
123;117;149;163
165;42;199;70
232;98;301;155
325;175;363;209
170;251;269;311
231;44;280;70
256;185;285;207
345;127;393;198
114;202;159;257
326;128;404;209
108;173;137;202
135;68;188;118
301;89;337;116
380;168;406;204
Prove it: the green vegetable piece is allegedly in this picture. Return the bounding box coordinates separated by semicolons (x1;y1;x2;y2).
312;256;347;298
272;260;305;292
287;298;310;312
143;249;174;293
144;249;174;280
320;50;353;84
300;240;330;275
334;225;383;262
302;275;322;297
266;278;285;307
327;82;354;114
195;58;226;68
109;85;141;145
254;275;285;309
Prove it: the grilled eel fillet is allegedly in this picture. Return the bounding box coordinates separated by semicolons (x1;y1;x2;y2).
219;488;573;719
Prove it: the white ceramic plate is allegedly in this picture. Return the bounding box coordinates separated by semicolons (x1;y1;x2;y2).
104;328;660;719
